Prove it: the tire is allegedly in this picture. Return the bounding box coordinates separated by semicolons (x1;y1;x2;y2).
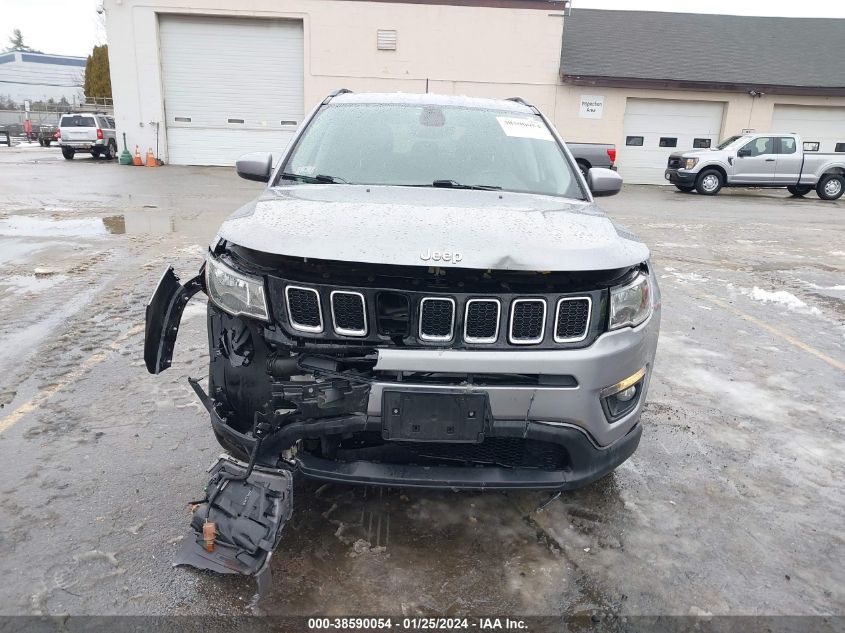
61;147;75;160
816;174;844;201
674;184;695;193
38;139;45;147
103;140;116;160
787;185;813;197
695;169;723;195
44;140;51;147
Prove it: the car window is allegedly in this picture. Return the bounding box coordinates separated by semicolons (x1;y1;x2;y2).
61;115;95;127
742;137;774;157
778;137;796;154
282;103;584;199
107;117;116;129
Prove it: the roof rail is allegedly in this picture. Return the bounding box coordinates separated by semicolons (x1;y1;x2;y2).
323;88;352;104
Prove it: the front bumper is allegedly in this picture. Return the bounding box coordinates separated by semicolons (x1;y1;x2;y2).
664;168;697;185
197;310;658;491
296;422;643;490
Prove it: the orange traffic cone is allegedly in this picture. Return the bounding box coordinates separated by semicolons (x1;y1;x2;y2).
133;145;142;166
145;148;157;167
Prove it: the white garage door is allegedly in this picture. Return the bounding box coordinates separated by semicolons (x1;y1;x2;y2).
771;105;845;154
620;99;725;185
159;15;304;166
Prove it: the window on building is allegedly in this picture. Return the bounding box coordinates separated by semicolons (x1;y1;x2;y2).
835;142;845;152
659;137;678;147
778;137;797;154
741;136;774;156
626;136;644;146
693;138;711;148
803;141;820;152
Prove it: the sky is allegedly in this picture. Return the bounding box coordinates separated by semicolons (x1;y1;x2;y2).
2;0;844;58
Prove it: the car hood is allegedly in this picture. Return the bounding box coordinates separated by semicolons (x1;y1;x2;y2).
217;185;650;271
671;148;719;159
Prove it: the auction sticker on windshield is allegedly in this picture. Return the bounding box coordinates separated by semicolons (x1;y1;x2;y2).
496;116;553;141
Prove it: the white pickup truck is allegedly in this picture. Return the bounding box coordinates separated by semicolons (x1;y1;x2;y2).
664;133;845;200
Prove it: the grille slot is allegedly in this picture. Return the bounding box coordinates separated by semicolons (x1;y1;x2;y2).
509;299;546;345
331;290;367;336
464;299;500;344
285;286;323;332
554;297;591;343
405;438;568;470
419;297;455;342
667;156;682;169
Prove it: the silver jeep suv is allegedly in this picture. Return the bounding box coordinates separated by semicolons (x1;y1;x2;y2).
145;91;661;576
58;112;118;160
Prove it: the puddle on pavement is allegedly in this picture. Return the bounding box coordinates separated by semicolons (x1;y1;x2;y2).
1;273;68;295
0;239;67;265
0;215;124;237
0;212;183;237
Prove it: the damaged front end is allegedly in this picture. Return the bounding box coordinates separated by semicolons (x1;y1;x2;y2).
145;238;657;579
144;247;382;580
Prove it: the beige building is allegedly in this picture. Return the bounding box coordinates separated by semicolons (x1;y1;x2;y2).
104;0;845;182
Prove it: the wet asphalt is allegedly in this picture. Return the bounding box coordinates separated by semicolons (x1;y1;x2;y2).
0;144;843;617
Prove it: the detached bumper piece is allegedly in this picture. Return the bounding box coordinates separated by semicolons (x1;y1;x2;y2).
175;457;293;579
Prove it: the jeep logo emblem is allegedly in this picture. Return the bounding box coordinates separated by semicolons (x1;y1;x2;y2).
420;248;463;264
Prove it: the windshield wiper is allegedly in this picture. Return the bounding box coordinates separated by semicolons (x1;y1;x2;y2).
430;179;502;191
280;172;350;184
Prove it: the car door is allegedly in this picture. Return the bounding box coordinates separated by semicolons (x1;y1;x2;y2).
731;136;777;184
773;136;802;184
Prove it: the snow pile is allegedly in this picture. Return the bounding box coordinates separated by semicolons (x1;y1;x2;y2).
747;287;821;315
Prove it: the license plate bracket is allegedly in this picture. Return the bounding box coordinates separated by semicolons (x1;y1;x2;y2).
381;390;489;443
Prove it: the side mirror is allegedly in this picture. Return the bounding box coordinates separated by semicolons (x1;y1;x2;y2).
587;167;623;197
736;148;751;158
236;152;273;182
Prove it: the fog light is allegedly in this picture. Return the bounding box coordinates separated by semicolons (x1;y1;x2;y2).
600;368;646;422
616;385;637;402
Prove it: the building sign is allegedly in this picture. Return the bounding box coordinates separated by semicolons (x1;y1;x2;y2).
579;95;604;119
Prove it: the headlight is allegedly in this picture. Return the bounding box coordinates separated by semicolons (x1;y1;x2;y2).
682;157;698;170
205;255;269;321
609;273;651;330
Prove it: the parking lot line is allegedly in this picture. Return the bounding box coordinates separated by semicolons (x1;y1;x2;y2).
700;293;845;372
0;323;145;435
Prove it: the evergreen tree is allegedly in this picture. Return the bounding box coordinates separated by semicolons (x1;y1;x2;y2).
6;29;41;53
83;45;112;100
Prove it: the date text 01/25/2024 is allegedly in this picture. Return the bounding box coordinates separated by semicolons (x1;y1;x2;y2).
307;617;529;630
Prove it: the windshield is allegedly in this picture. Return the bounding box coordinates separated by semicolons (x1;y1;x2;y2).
716;135;745;150
280;103;584;199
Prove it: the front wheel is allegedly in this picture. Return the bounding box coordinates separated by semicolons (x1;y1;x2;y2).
816;174;844;201
674;184;695;193
61;147;75;160
695;169;723;195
